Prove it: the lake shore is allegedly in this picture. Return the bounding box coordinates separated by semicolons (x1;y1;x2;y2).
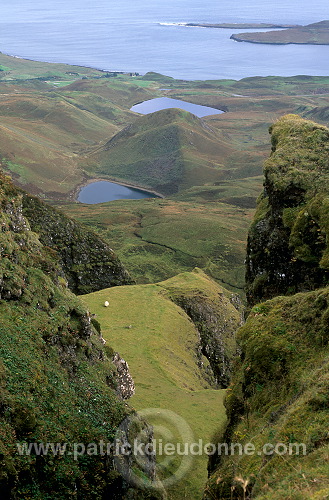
70;177;164;203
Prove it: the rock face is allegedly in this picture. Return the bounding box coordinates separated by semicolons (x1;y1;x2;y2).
246;114;329;306
163;269;243;387
205;116;329;499
0;171;157;499
114;413;165;499
112;353;135;400
22;193;133;294
205;289;329;499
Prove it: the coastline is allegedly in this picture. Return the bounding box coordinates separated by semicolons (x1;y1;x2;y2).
229;20;329;45
230;34;329;45
185;22;300;29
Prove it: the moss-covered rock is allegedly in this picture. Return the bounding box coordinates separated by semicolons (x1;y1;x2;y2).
161;268;243;387
205;289;329;499
205;115;329;499
22;194;133;294
246;114;329;306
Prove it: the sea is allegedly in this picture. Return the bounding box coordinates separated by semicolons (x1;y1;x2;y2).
0;0;329;80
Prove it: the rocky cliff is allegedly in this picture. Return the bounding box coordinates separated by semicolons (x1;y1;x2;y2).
162;269;243;387
0;171;160;499
22;194;133;295
246;114;329;306
205;115;329;499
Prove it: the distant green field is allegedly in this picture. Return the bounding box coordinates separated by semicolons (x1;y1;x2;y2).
61;196;256;295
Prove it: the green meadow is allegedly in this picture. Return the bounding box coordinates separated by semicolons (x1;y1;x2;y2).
82;270;231;499
61;196;254;294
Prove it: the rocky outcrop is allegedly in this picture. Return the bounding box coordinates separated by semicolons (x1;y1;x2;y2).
112;353;135;400
22;193;133;294
205;288;329;499
204;115;329;499
162;268;243;387
246;114;329;306
114;413;166;499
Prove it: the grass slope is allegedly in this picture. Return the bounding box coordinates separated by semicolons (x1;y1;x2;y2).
82;269;239;499
0;93;120;195
0;170;149;499
0;51;106;80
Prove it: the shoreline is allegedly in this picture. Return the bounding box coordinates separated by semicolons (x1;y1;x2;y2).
185;22;301;29
230;35;329;45
70;177;165;204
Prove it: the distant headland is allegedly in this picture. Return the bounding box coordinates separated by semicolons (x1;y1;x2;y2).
185;22;300;29
230;20;329;45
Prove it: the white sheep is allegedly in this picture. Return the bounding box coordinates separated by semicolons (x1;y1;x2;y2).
104;301;109;307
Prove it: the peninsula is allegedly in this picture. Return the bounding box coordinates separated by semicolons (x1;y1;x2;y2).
231;20;329;44
185;22;300;29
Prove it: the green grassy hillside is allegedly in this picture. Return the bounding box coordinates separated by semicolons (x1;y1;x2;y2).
86;107;236;194
0;93;120;195
0;51;106;81
22;193;133;294
82;269;241;499
2;51;329;500
205;115;329;499
246;114;329;305
2;55;329;201
0;171;160;499
205;289;329;499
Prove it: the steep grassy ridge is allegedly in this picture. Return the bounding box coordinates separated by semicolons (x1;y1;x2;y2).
246;114;329;305
0;171;158;499
82;269;241;500
22;194;133;294
205;289;329;499
205;116;329;499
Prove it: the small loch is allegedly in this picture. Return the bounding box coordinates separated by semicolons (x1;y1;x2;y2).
130;97;224;117
77;181;159;204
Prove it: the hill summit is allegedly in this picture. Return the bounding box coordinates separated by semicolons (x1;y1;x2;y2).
89;107;232;195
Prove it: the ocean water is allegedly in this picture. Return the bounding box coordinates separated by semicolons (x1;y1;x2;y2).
0;0;328;80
